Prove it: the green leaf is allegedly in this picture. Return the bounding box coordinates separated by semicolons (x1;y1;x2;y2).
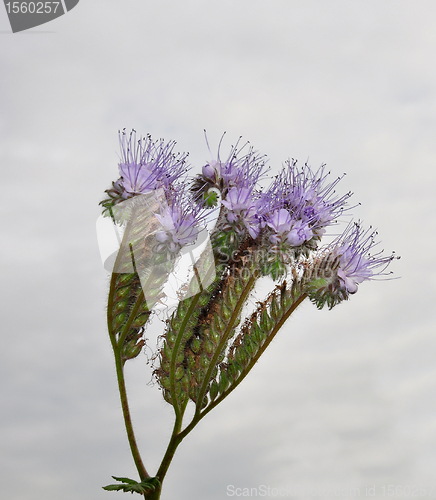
112;476;140;485
102;476;161;495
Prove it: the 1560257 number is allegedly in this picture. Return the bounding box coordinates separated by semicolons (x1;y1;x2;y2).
5;2;60;14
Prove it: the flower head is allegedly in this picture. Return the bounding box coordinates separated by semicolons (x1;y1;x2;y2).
221;187;263;238
100;130;189;216
192;135;267;207
333;223;395;293
154;187;206;255
307;222;398;309
266;161;352;240
118;130;188;196
266;208;313;247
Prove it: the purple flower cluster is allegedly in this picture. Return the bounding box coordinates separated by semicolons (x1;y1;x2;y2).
263;161;352;246
100;131;189;216
118;130;188;197
102;131;397;298
266;208;313;247
194;145;355;256
154;188;206;255
332;223;396;293
201;138;266;193
306;222;398;309
192;138;268;238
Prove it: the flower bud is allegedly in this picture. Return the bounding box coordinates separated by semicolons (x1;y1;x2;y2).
174;366;184;381
209;380;219;401
113;312;127;330
195;369;205;384
191;338;202;354
218;371;229;393
113;298;129;315
203;340;215;356
160;376;171;390
260;310;273;332
202;162;217;182
131;311;151;328
163;389;173;405
200;353;209;370
221;303;232;322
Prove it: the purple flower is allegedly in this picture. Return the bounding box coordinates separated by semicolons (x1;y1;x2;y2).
222;187;253;212
333;223;395;294
118;130;188;197
119;163;158;196
266;161;352;237
202;161;220;183
201;137;266;193
286;219;314;246
221;187;262;238
266;208;314;247
155;207;199;253
155;188;206;254
266;208;293;234
307;223;398;309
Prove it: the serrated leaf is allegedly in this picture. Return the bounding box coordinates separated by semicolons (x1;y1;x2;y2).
102;476;160;495
111;476;139;484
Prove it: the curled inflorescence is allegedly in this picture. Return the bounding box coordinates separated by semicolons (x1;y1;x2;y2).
101;130;399;403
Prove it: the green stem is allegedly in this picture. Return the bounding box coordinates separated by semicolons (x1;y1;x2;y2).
155;398;187;484
107;269;149;482
168;256;218;417
146;483;162;500
194;271;259;416
114;349;150;481
118;290;145;349
178;292;308;441
152;271;262;485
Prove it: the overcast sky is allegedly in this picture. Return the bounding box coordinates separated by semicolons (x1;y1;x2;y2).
1;1;436;499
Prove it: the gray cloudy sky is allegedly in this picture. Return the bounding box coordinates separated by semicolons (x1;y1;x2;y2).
1;1;435;499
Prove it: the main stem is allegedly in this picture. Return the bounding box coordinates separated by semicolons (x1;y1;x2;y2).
114;350;149;481
153;398;187;487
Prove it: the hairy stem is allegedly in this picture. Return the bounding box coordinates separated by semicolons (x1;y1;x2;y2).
194;271;259;416
155;398;188;485
107;266;149;481
178;292;308;441
113;351;149;480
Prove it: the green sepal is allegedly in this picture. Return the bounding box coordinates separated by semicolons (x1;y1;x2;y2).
203;188;219;207
191;337;202;354
260;309;274;332
102;476;161;495
174;365;184;381
113;312;127;331
307;277;328;291
218;370;229;393
221;302;232;321
121;331;146;362
270;294;281;321
113;298;129;315
209;380;219;401
163;389;173;404
131;311;151;328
